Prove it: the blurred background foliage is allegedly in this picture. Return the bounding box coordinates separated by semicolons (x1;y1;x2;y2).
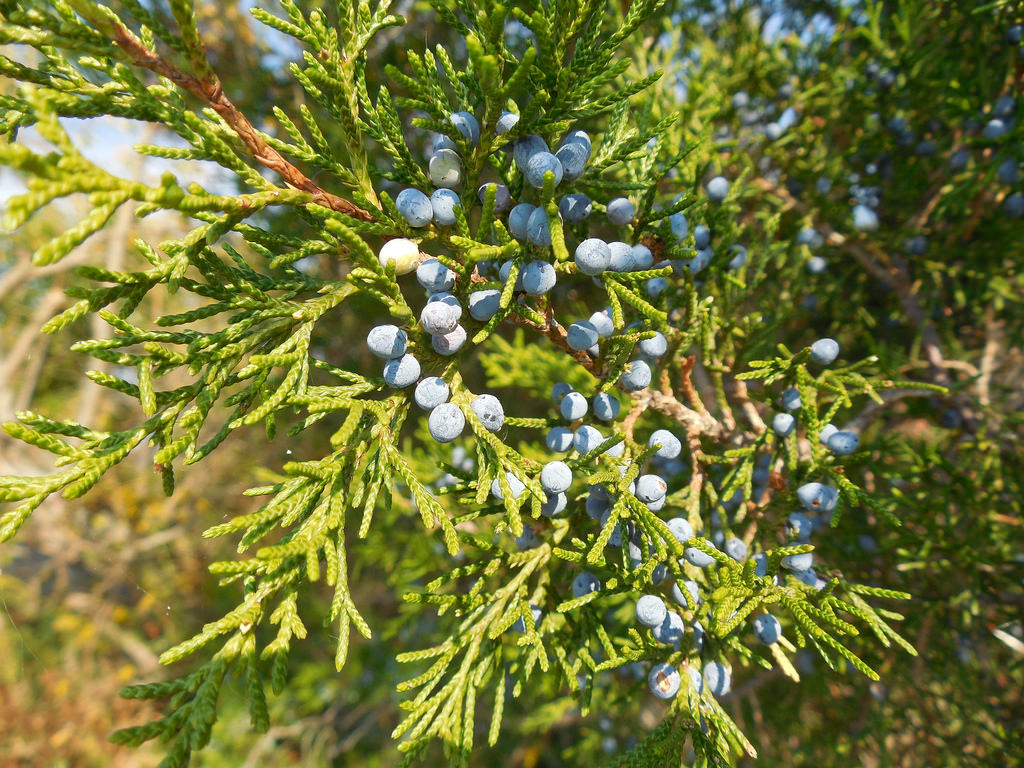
1;0;1022;766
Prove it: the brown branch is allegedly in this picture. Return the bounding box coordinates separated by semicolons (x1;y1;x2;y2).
96;14;373;221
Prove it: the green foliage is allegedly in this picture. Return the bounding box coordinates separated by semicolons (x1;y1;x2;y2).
1;0;1022;766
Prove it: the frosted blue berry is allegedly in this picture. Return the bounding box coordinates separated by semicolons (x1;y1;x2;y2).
592;392;620;422
810;337;840;365
468;290;500;322
383;354;421;388
753;552;767;578
619;360;651;391
693;224;711;249
555;140;590;181
572;571;601;597
551;382;573;403
589;309;615;338
378;239;420;276
396;188;433;227
511;603;542;633
853;204;880;231
448;111;480;145
652;611;685;647
827;430;859;455
575;238;611;275
753;614;782;645
683;543;716;568
606;197;636;225
521;260;556;296
559;193;592;223
431;133;456;153
728;245;747;269
428;149;462;188
672;578;700;608
631;244;653;270
688;248;712;274
471;394;505;432
431;324;466;356
703;661;731;696
949;148;970;170
818;423;838;444
508;203;536;240
635;474;667;504
495;110;519;135
669;211;688;239
428;403;465;443
797;482;839;512
780;387;801;411
649;430;681;459
706;176;730;202
646;277;668;297
420;297;460;335
430;188;461;226
414;377;450;410
585;490;611;520
563;129;592;152
905;235;928;255
688;665;704;694
636;594;668;628
983;118;1008;140
546;426;574;452
724;537;747;562
560;391;588;421
567;321;600;351
772;412;795;436
639;332;668;358
541;491;567;517
524;151;563;188
997;158;1019;186
573;425;604;454
516;526;539;550
490;472;525;501
477;182;512;213
366;324;407;360
540;461;572;494
512;134;548;169
417;258;456;293
782;552;814;571
797;227;823;248
786;513;812;541
807;255;827;274
608;241;635;272
526;206;553;247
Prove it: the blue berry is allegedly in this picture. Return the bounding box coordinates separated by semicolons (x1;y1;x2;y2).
635;594;668;628
702;661;731;696
591;392;620;422
619;360;652;391
807;256;827;274
560;391;588;421
396;188;433;227
428;149;463;188
540;461;572;493
378;238;421;276
706;176;730;202
606;197;636;225
687;665;704;694
573;425;604;454
468;289;500;321
585;490;611;520
420;297;461;335
635;474;667;504
448;111;480;145
541;491;567;517
555;140;589;181
753;552;767;577
551;382;573;403
646;277;668;297
588;309;615;337
810;337;840;365
526;206;553;247
563;129;592;152
567;321;600;351
383;354;421;388
431;133;456;153
430;188;461;226
490;472;525;501
683;543;716;568
1005;192;1024;218
782;552;814;571
727;245;747;269
827;430;859;455
559;193;592;222
693;224;711;249
671;577;700;608
515;526;539;550
428;403;465;443
724;537;747;562
949;148;970;170
653;611;685;646
414;377;450;410
632;244;654;270
546;426;574;452
787;512;812;541
471;394;505;432
495;110;519;135
608;241;635;272
983;118;1008;140
649;430;681;459
753;614;782;645
572;571;601;597
524;151;563;188
417;258;456;293
511;603;542;633
780;387;801;411
366;324;407;359
669;211;688;239
512;134;549;170
797;481;839;512
477;182;512;212
639;332;668;358
508;203;536;240
772;412;795;436
853;204;879;231
521;260;556;296
575;238;611;275
431;324;466;356
905;235;928;255
797;228;823;248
